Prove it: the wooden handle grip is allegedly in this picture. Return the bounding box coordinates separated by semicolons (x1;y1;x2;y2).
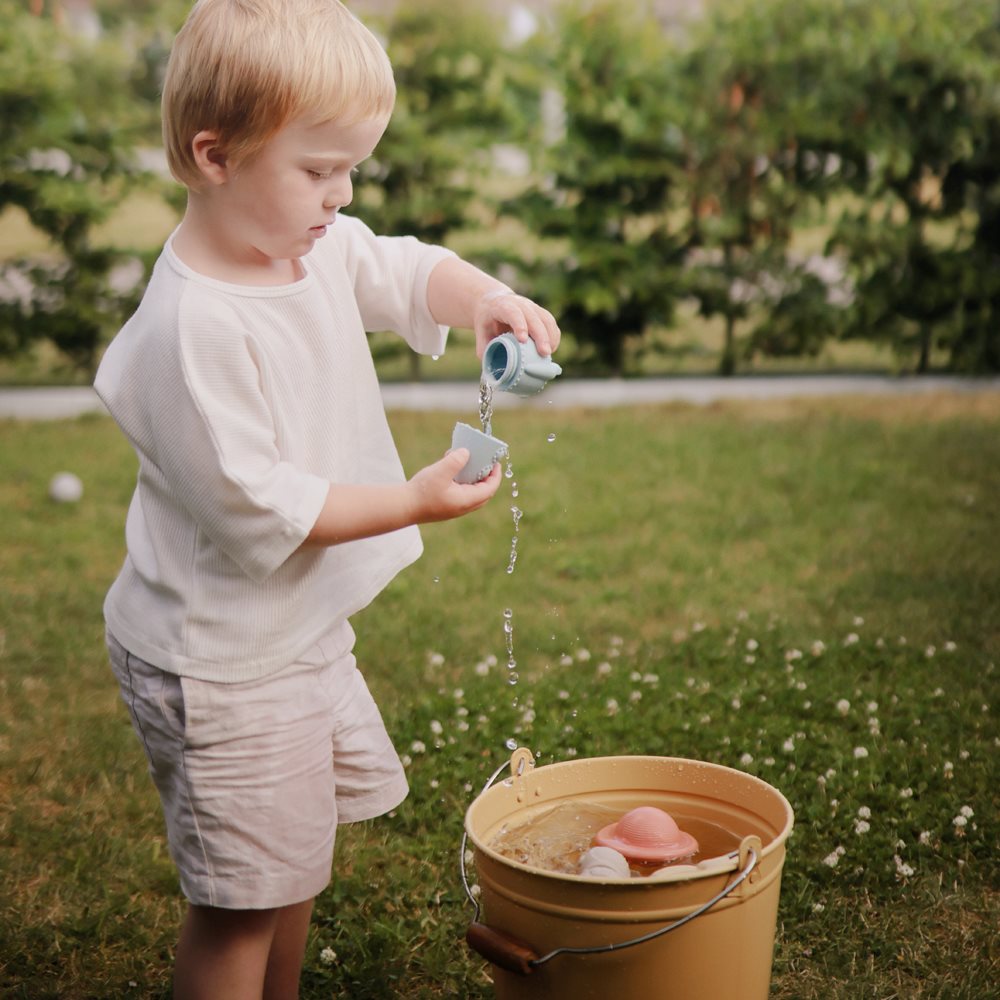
466;921;539;976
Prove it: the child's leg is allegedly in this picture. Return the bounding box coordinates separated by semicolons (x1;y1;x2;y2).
173;898;313;1000
263;898;315;1000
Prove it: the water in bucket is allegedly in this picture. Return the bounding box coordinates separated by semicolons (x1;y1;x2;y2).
488;801;741;877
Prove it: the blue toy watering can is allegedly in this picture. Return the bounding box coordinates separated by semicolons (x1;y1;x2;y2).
483;333;562;398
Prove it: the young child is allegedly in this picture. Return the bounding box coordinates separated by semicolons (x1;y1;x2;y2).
93;1;559;996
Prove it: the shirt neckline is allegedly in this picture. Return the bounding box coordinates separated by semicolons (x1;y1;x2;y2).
164;231;317;298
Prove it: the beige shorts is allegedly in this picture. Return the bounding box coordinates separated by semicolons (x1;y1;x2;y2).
107;623;408;910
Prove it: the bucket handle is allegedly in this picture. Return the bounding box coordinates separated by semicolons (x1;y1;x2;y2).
464;841;759;975
459;754;762;975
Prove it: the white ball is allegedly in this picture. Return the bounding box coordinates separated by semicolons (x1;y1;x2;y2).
49;471;83;503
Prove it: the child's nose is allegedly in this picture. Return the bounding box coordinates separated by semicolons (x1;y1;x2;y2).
326;175;352;209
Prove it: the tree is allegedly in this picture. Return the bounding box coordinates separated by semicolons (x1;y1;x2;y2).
503;0;685;375
674;0;865;374
351;0;525;377
0;0;150;376
818;0;1000;372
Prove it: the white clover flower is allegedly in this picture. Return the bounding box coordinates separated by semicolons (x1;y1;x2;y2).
559;654;574;666
642;673;659;685
428;651;445;667
944;641;957;653
812;902;826;913
429;719;443;735
731;697;743;710
597;662;612;676
893;856;915;879
925;645;936;658
692;621;706;633
740;753;754;766
558;690;570;700
737;609;749;621
960;749;970;760
918;831;932;845
430;779;439;789
410;740;426;754
320;947;337;966
606;698;619;716
744;655;756;665
953;814;968;829
853;615;865;626
853;746;869;759
764;756;776;766
960;805;974;818
811;640;826;656
854;820;871;835
943;761;954;777
844;633;860;646
400;754;412;767
783;738;796;753
630;671;642;682
857;806;871;819
576;648;592;662
629;690;642;703
899;787;914;799
686;677;696;688
746;638;759;652
566;747;578;757
453;688;464;700
457;721;469;732
610;635;624;647
470;883;481;899
823;847;844;868
836;699;851;716
475;661;490;676
866;701;878;713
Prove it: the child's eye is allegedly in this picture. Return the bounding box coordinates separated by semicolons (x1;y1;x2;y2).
307;169;332;179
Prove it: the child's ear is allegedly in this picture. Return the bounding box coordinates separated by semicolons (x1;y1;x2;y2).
191;130;230;186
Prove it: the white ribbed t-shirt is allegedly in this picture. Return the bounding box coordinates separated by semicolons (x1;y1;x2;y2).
94;214;455;681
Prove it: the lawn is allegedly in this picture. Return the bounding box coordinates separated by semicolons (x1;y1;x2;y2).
1;392;998;998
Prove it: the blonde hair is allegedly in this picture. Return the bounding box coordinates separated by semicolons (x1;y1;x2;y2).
162;0;395;190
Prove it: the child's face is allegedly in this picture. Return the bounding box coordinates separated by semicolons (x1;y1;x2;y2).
217;115;389;266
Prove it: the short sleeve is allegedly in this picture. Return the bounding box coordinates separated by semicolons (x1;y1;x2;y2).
330;214;456;355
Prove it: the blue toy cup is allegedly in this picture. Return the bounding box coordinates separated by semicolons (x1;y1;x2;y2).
452;422;509;484
483;333;562;398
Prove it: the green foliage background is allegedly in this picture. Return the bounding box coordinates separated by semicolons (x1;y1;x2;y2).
2;0;1000;376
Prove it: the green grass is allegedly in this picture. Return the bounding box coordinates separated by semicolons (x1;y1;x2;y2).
1;394;998;998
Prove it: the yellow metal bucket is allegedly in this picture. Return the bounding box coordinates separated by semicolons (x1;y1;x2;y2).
463;750;794;1000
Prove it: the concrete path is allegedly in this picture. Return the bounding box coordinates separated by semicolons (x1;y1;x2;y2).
1;374;998;420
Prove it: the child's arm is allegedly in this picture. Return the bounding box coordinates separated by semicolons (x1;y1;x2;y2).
301;448;502;548
425;256;561;358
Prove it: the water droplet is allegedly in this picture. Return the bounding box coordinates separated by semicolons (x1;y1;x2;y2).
503;608;513;619
433;576;440;584
507;673;519;685
431;354;440;361
505;738;518;751
507;657;517;670
547;433;557;443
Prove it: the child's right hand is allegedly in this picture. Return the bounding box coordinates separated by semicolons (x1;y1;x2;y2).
407;449;502;524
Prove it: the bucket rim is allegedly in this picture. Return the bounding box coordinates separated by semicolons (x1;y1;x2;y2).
464;753;794;886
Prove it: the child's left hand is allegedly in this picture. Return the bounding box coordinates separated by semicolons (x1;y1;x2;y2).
474;289;561;359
